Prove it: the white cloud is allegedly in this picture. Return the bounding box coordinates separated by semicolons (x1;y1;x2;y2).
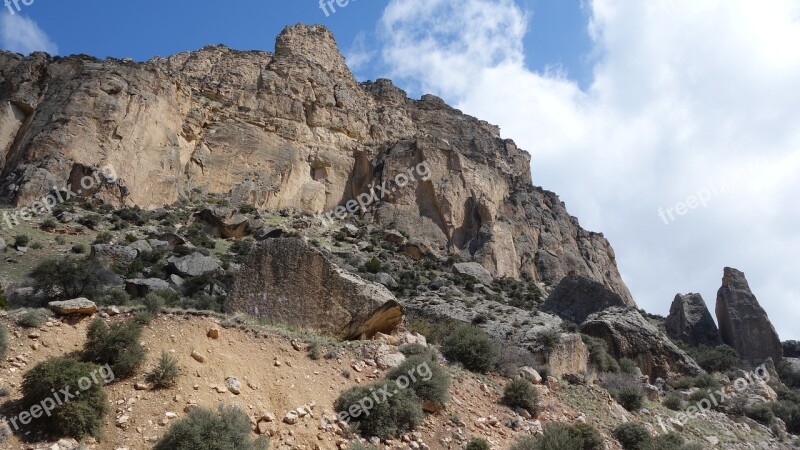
1;12;58;55
377;0;800;339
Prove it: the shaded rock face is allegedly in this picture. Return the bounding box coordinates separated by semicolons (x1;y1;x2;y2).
716;267;783;365
229;238;401;338
0;24;631;300
580;307;702;380
540;275;635;325
533;333;590;379
665;293;722;347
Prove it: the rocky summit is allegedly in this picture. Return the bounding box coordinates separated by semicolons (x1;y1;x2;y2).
0;23;797;450
0;24;631;299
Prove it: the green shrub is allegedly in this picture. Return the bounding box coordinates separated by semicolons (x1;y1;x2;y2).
0;287;7;310
531;423;586;450
688;388;712;405
13;234;29;247
745;402;775;425
536;329;562;354
582;335;620;373
502;379;539;414
334;383;424;438
348;442;379;450
153;405;268;450
777;361;800;389
362;257;383;274
385;356;450;406
15;309;47;328
771;401;800;434
509;436;539;450
689;345;739;373
616;384;645;411
96;288;130;306
399;343;436;360
691;372;721;390
466;437;490;450
30;256;103;300
570;422;605;450
441;323;498;373
663;391;683;411
93;231;114;244
72;243;88;254
143;293;165;315
147;351;181;389
619;358;639;375
20;356;109;439
134;310;153;325
41;217;59;230
0;325;8;360
613;422;650;450
601;374;644;411
83;318;146;379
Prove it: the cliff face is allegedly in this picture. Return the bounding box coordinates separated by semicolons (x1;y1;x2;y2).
0;24;632;300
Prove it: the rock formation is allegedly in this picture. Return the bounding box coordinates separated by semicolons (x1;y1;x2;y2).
664;293;722;347
540;274;635;324
715;267;783;365
229;238;402;338
0;25;631;299
580;307;703;379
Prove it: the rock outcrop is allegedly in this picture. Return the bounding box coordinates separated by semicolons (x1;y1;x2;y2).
0;25;632;299
229;238;401;338
665;293;722;347
580;307;702;380
540;274;635;324
716;267;783;365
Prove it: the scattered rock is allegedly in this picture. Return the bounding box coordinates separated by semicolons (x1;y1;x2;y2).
125;278;170;298
48;298;97;316
225;377;241;395
453;262;494;285
207;328;220;339
168;252;221;277
191;350;206;363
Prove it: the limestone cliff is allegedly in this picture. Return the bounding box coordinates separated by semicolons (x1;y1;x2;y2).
0;24;631;300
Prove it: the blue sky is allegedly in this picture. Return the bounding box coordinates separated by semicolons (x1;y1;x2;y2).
2;0;799;340
2;0;594;89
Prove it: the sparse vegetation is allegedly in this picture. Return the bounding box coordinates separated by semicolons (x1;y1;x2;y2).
441;323;498;373
21;356;109;439
30;256;104;301
386;356;450;405
613;422;650;450
153;405;268;450
14;309;47;328
147;351;181;389
83;318;147;379
600;374;644;411
689;344;739;373
466;437;490;450
334;384;424;439
582;334;620;373
502;379;540;415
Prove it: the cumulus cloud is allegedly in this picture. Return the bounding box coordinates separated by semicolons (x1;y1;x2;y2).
1;12;58;55
376;0;800;339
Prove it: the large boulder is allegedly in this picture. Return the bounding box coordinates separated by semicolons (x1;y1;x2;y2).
452;262;494;285
90;244;138;270
167;252;221;277
715;267;783;365
540;274;634;325
229;238;402;338
194;206;262;239
665;293;722;347
49;298;97;316
580;307;702;380
533;333;590;379
125;278;171;298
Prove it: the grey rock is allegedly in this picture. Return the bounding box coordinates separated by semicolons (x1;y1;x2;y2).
125;278;170;298
716;267;783;365
225;377;241;395
230;238;402;339
375;272;398;290
148;239;170;251
90;244;138;269
580;307;702;380
168;252;221;277
126;239;153;254
0;237;6;252
49;298;97;315
665;293;722;347
195;206;260;239
453;262;494;285
540;274;632;324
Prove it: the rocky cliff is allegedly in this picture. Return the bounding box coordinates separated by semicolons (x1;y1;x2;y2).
0;24;632;299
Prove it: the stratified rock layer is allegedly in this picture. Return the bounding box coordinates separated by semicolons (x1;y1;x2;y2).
665;293;722;347
715;267;783;365
0;24;631;299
